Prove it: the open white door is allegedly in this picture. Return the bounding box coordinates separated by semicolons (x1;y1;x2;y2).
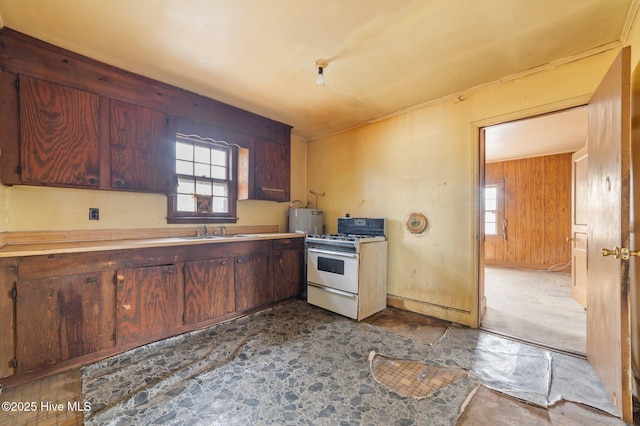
587;46;633;422
571;146;588;308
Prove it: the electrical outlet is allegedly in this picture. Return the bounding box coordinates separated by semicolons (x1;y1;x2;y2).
89;208;99;220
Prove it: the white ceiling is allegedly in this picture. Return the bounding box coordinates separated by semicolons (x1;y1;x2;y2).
0;0;635;144
485;107;588;163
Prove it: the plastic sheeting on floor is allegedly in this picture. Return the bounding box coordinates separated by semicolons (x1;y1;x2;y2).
468;333;619;417
469;334;552;407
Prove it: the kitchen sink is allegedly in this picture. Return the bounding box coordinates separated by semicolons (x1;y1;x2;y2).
174;233;293;242
175;234;249;241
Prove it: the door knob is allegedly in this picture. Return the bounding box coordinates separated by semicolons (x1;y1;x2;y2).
600;247;621;258
600;247;640;260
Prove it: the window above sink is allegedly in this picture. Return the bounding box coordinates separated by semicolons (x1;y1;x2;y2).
168;134;239;224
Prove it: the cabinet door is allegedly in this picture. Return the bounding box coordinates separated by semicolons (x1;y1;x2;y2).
110;100;171;193
116;264;179;346
254;138;290;201
272;249;303;302
16;271;115;373
234;253;271;311
19;76;101;187
184;257;234;325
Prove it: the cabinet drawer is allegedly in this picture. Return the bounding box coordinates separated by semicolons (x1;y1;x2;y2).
272;238;304;250
307;283;358;320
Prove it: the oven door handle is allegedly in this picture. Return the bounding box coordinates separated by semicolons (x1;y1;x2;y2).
308;248;358;259
308;282;357;298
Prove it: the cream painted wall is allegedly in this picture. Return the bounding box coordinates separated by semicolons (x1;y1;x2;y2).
0;185;7;233
308;47;625;327
289;134;309;208
1;135;307;233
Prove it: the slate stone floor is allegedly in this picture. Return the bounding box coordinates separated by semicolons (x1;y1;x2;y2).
79;300;625;425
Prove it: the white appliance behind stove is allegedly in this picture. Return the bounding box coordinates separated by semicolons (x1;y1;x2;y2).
288;208;323;235
306;218;387;321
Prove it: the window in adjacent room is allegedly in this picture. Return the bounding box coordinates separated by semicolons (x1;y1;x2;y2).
484;179;506;241
167;134;238;223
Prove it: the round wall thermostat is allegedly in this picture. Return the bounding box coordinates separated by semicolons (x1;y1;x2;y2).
407;213;428;234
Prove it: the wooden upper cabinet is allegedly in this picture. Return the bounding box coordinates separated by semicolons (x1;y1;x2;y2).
239;124;291;202
0;31;292;198
19;76;101;187
110;100;171;193
253;137;290;202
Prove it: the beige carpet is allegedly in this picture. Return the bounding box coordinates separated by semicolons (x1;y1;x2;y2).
481;267;586;354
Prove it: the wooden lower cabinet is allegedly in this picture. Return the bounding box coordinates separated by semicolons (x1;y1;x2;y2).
272;248;303;301
184;257;234;325
116;264;180;346
15;271;115;374
234;253;271;311
5;237;305;380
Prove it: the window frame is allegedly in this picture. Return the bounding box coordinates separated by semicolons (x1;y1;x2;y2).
484;178;506;241
167;134;238;224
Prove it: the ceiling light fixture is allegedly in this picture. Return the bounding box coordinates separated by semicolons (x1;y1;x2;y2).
315;59;328;86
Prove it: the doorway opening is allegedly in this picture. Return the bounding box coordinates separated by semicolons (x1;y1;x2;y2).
479;106;588;356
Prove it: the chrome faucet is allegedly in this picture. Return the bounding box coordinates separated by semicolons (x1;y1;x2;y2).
202;224;210;236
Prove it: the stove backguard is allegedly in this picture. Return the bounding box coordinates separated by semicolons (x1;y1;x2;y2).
337;217;387;237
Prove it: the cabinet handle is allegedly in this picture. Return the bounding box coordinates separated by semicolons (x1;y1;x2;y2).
261;187;285;193
236;258;243;263
221;260;227;265
88;177;97;185
86;277;97;283
308;282;357;299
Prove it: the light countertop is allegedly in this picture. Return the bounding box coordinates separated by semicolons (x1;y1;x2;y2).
0;233;304;258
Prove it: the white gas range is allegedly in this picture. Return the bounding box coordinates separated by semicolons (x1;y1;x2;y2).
306;218;387;320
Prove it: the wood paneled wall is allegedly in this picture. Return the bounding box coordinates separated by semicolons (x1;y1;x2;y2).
484;153;572;270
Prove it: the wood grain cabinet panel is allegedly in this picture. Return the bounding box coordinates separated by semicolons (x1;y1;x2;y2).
19;75;101;187
6;236;304;380
116;264;179;346
0;30;293;198
234;253;271;311
253;138;290;201
184;257;234;325
15;271;115;373
110;100;171;193
272;249;302;301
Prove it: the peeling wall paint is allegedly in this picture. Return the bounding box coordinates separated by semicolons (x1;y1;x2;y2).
307;48;624;327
